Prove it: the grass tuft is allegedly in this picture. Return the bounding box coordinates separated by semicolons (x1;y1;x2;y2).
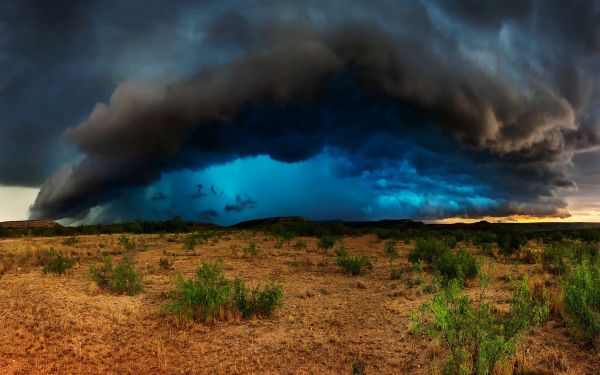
336;248;372;276
90;256;143;295
40;248;75;275
164;261;283;322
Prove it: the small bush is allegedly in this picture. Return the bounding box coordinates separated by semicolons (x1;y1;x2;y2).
412;259;424;274
572;243;598;264
118;235;136;250
542;242;570;274
435;248;480;283
563;260;600;347
496;230;527;255
318;235;336;250
164;261;283;322
182;233;198;251
409;237;449;264
243;241;259;257
336;249;372;276
293;239;307;250
159;257;174;270
577;228;600;244
478;242;495;256
518;246;539;264
40;249;75;275
90;256;143;295
232;278;284;319
413;278;548;374
384;240;398;261
474;231;496;246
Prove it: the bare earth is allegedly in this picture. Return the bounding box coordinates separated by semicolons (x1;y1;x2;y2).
0;233;598;374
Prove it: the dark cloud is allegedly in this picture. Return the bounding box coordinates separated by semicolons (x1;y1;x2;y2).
224;195;256;213
0;1;596;221
191;184;207;199
199;208;219;220
150;192;168;202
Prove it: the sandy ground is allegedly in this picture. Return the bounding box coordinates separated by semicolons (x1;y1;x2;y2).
0;233;598;374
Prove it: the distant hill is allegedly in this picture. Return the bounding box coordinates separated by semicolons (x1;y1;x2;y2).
231;217;600;232
0;220;62;229
1;217;599;234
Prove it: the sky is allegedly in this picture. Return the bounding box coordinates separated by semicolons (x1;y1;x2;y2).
0;0;599;225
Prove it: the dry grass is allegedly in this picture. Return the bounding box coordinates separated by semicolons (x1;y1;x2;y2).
0;233;598;374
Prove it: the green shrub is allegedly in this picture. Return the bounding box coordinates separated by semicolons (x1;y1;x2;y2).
496;230;527;255
318;235;336;250
443;236;459;250
336;249;372;276
182;233;198;251
413;278;548;374
542;242;570;274
412;259;424;274
474;231;496;246
40;249;75;275
164;261;283;322
232;278;284;319
563;260;600;346
384;240;398;261
118;235;136;250
243;240;259;257
478;242;494;256
409;237;450;264
293;239;307;250
90;256;143;295
572;243;598;264
435;248;480;282
577;229;600;243
277;230;295;244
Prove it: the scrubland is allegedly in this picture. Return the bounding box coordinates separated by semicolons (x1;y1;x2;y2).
0;225;599;374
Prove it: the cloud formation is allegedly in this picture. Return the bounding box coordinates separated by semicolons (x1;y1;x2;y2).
1;1;597;222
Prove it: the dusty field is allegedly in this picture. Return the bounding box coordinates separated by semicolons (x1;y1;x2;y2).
0;233;598;374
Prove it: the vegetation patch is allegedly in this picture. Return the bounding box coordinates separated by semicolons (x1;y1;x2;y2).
118;235;136;250
40;248;75;275
243;240;259;257
318;235;336;250
408;237;450;265
542;241;570;274
384;240;398;261
435;248;480;283
164;261;283;322
293;239;307;250
90;256;143;295
336;248;372;276
412;278;548;374
496;230;527;256
564;260;600;347
182;233;199;251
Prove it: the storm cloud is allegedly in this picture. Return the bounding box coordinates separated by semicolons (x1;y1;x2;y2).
2;1;597;222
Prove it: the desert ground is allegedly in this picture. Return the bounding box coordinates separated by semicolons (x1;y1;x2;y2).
0;232;598;374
